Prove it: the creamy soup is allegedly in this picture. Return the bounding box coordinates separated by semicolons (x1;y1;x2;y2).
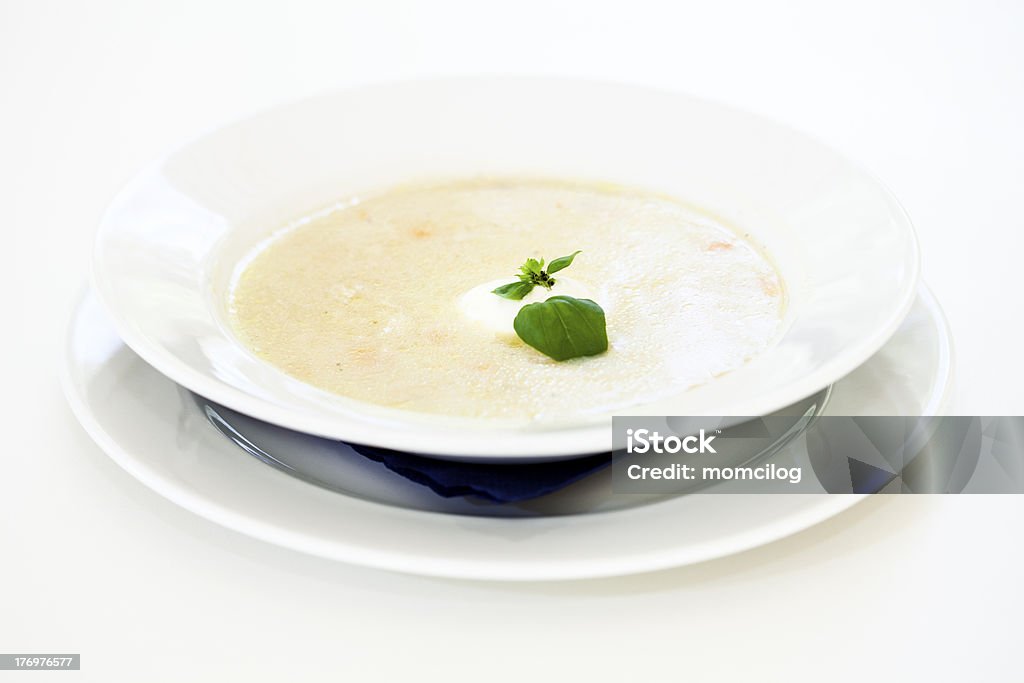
229;179;784;420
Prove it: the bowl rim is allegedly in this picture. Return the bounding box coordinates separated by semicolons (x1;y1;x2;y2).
91;76;921;457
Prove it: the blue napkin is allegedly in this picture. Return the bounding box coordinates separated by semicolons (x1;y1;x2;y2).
348;444;610;503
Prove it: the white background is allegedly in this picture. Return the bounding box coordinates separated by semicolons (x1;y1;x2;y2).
2;0;1023;680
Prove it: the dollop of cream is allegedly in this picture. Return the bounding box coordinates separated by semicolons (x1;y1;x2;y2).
458;276;597;337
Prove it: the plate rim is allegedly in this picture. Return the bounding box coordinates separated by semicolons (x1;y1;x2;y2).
60;285;952;581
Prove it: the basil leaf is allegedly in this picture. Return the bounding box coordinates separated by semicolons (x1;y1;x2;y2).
521;258;544;276
546;250;581;274
513;295;608;361
492;281;535;300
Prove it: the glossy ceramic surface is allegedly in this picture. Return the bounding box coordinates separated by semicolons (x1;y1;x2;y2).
62;287;951;580
92;78;920;457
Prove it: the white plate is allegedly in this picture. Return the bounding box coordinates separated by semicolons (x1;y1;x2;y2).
61;287;952;581
91;78;920;458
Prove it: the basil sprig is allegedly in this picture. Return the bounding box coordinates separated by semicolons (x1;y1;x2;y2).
491;251;581;300
490;250;608;361
513;295;608;361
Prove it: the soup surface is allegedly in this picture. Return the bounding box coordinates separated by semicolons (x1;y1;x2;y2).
229;179;784;420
